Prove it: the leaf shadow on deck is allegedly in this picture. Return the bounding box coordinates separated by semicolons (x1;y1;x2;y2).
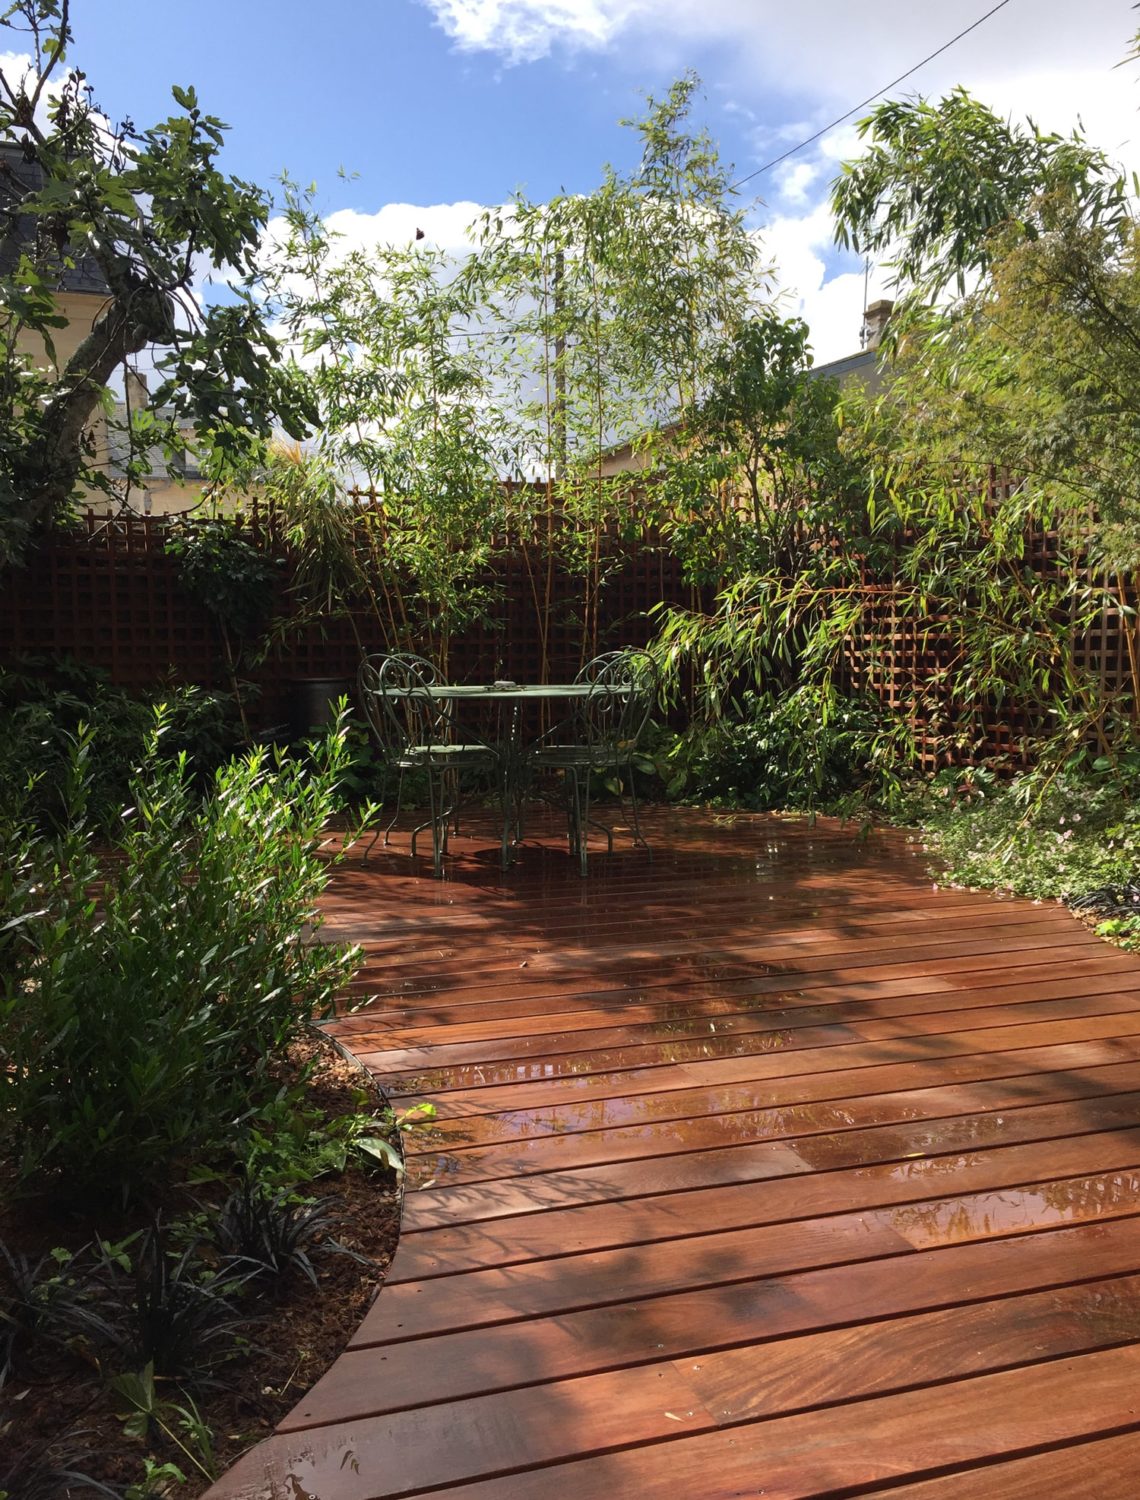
204;807;1140;1499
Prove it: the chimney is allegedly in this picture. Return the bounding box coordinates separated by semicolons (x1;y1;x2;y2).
124;368;149;411
861;298;894;352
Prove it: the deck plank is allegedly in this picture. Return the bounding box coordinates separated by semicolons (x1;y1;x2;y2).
206;1279;1140;1499
417;1344;1140;1499
203;809;1140;1500
355;1172;1140;1343
857;1430;1140;1497
282;1218;1140;1427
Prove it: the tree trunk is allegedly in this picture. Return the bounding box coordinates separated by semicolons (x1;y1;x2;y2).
19;281;173;531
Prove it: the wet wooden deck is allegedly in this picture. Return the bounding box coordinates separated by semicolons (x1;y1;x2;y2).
207;807;1140;1498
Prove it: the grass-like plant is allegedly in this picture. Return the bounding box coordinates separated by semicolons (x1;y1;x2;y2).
0;1239;114;1386
207;1175;368;1289
92;1221;250;1387
0;1438;118;1500
0;711;363;1199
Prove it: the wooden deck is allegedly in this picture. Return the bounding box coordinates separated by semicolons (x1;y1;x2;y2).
207;807;1140;1499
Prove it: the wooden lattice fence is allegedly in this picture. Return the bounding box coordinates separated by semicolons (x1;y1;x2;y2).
844;471;1140;767
1;484;1136;766
0;508;698;732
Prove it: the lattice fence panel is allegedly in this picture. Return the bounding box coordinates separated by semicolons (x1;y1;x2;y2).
2;491;1133;763
0;506;699;733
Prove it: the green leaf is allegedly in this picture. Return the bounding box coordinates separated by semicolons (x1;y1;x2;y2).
354;1136;404;1174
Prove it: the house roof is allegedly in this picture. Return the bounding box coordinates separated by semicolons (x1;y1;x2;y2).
808;347;880;384
0;139;110;296
107;404;203;482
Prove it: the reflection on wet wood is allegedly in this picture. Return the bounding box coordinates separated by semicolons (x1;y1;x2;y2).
203;808;1140;1499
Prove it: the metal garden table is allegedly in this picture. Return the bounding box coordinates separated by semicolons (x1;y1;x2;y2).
411;681;631;870
378;678;633;870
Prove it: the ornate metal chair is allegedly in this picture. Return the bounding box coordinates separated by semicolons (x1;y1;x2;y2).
528;648;658;876
357;654;501;878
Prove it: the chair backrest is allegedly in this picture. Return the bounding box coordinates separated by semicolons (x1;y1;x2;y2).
578;649;658;762
357;653;450;759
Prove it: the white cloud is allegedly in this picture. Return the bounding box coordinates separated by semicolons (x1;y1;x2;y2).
420;0;643;62
969;64;1139;165
0;49;35;94
420;0;1137;93
762;200;832;303
419;3;1140;189
801;268;893;367
0;48;83;132
774;159;820;207
284;186;872;367
321;200;489;256
758;199;882;363
258;198;491;306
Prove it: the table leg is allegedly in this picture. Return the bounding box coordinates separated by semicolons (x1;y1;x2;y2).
500;699;524;871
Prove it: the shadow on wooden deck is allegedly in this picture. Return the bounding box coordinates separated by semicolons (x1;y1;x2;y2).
204;807;1140;1500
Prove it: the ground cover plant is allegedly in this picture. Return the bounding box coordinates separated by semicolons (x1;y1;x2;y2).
0;1036;404;1497
899;758;1140;948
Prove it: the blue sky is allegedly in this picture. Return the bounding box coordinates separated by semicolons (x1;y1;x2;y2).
73;1;633;207
48;0;1140;360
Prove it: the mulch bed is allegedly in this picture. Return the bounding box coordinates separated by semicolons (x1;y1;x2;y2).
0;1031;402;1496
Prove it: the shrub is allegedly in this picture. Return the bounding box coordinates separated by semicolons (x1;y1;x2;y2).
0;659;242;832
657;686;898;812
0;712;361;1198
164;519;281;645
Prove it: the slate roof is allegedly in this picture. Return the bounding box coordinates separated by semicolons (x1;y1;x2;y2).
0;138;110;295
808;347;879;384
106;405;203;481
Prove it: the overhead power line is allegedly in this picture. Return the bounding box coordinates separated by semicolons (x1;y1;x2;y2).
729;0;1015;192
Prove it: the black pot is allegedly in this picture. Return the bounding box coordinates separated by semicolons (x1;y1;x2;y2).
288;677;353;738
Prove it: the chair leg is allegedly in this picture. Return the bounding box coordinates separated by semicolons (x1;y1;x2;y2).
410;769;446;878
446;767;462;835
499;761;516;871
584;809;614;852
499;806;512;871
581;765;612;859
513;757;529;848
430;768;445;879
578;768;591;878
361;817;384;862
563;768;581;863
362;765;410;863
383;771;405;847
627;773;650;855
